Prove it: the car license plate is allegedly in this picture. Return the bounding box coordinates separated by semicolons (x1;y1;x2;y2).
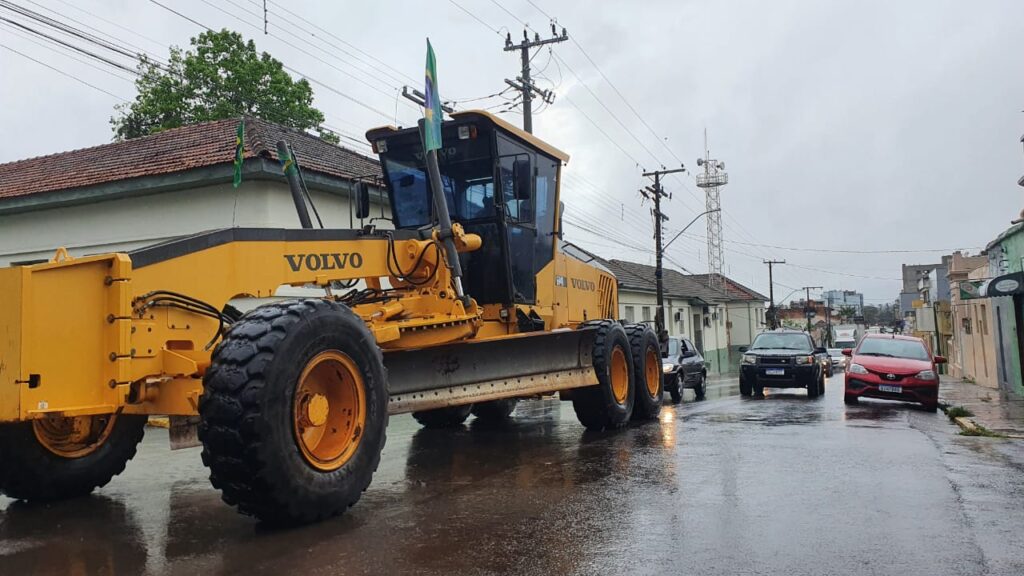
879;384;902;393
765;368;785;376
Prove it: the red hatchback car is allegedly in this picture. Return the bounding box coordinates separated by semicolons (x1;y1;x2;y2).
842;334;945;412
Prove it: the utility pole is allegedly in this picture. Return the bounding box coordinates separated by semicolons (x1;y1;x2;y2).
642;166;687;346
764;260;785;329
803;286;823;335
503;24;568;133
825;294;833;347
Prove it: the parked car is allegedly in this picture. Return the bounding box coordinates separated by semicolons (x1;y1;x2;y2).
662;336;707;402
818;347;834;377
739;329;827;398
827;348;847;372
843;334;944;412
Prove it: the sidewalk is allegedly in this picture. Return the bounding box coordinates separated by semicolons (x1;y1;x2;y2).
939;377;1024;438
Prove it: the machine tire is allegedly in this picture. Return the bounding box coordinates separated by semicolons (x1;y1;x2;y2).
667;374;683;404
413;404;474;428
199;298;388;525
739;378;752;397
470;399;518;422
572;321;635;431
695;372;707;400
806;373;820;398
0;413;145;502
626;324;663;420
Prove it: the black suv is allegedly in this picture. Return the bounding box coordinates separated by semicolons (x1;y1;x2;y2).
662;336;707;402
739;330;827;398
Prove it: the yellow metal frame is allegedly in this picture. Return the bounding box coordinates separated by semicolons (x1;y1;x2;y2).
0;114;618;424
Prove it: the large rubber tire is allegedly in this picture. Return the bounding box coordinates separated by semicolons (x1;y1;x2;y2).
626;324;663;421
572;321;635;431
695;372;707;400
199;299;388;525
470;399;518;422
806;372;820;398
739;377;752;397
413;404;474;428
0;414;145;502
667;373;683;404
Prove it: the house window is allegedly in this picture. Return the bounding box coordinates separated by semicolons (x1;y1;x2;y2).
642;306;651;322
980;304;988;335
624;306;635;322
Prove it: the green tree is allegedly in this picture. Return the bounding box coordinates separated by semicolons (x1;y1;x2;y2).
111;29;337;143
862;305;880;325
838;306;857;322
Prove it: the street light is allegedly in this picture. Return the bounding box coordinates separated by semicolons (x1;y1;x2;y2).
663;208;721;251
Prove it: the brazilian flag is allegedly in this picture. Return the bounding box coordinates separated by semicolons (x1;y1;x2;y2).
423;39;442;151
233;119;244;188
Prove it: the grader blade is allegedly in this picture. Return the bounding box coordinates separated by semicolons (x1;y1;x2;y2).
384;328;598;414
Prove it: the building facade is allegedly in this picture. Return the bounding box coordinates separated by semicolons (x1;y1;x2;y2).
948;255;998;388
822;289;864;315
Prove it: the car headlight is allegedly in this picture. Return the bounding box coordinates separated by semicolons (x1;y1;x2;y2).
848;363;868;374
662;363;676;374
795;355;814;365
915;370;938;381
742;354;757;365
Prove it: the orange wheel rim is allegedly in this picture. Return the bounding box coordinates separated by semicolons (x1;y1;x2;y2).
33;414;117;459
293;350;366;472
645;346;660;396
610;346;629;405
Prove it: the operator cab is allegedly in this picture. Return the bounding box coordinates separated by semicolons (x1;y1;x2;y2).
367;111;568;307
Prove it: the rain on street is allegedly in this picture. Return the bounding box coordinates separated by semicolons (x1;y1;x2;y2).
3;376;1023;576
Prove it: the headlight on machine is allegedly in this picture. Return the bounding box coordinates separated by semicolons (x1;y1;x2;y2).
795;355;814;365
742;354;757;365
915;370;938;381
848;363;868;375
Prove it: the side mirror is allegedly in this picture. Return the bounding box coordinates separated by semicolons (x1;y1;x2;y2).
354;181;370;219
683;350;697;359
738;346;748;353
841;348;853;356
814;347;827;354
934;355;947;365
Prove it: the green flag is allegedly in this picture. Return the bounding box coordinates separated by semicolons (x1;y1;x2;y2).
233;119;244;188
423;39;442;151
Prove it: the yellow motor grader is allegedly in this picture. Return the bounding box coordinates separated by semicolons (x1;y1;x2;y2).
0;111;664;524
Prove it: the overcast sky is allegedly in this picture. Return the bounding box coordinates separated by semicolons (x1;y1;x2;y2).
1;0;1022;305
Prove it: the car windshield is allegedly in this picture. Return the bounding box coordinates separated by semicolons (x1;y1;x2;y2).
750;333;812;352
856;338;930;361
664;338;680;358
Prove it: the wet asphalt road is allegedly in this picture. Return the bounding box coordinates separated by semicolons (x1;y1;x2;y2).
2;375;1024;576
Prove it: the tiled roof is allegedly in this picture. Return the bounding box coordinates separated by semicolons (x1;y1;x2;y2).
687;273;768;302
0;117;381;200
607;260;730;303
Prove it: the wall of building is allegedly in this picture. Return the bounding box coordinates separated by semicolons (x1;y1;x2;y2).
0;180;370;266
986;227;1024;394
724;301;765;369
617;289;732;374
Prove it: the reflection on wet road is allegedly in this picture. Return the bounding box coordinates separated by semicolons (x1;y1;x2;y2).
2;375;1023;575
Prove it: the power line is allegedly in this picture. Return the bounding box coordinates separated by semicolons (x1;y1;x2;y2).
447;0;502;35
146;0;397;122
1;22;136;82
0;42;128;101
0;16;141;76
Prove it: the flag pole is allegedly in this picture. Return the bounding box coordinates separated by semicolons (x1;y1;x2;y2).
419;120;465;301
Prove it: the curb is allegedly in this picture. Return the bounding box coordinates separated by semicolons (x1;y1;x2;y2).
952;416;978;434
